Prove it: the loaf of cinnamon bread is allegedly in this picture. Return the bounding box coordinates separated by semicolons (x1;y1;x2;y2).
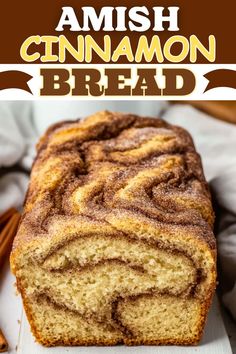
10;111;216;346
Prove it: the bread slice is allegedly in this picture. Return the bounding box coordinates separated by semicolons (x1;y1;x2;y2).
10;111;216;346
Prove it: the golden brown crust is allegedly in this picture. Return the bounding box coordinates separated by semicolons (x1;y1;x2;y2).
11;111;216;346
12;111;215;250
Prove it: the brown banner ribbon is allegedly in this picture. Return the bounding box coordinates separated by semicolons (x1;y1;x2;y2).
204;69;236;92
0;70;33;94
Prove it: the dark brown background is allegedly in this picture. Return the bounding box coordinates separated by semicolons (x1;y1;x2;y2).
1;0;235;63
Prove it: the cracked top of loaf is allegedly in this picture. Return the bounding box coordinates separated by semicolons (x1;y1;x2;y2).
12;110;215;256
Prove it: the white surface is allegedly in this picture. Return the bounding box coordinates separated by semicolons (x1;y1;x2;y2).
0;261;22;353
0;263;232;354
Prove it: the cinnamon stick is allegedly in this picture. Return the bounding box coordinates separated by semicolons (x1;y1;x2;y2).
0;208;17;231
0;212;21;267
188;101;236;125
172;101;236;125
0;210;21;353
0;329;8;352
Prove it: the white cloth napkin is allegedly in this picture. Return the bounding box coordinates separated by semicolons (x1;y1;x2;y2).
32;100;168;135
0;101;37;212
0;173;29;213
163;104;236;318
